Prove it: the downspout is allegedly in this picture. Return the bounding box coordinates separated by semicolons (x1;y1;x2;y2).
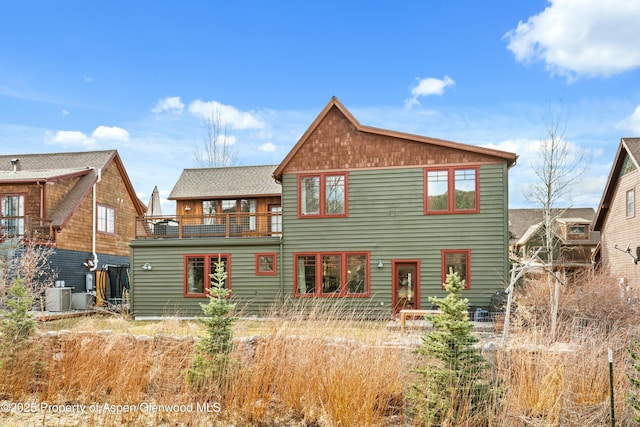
90;168;102;271
279;234;284;304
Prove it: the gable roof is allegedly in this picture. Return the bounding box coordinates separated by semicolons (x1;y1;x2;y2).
168;164;281;200
273;97;518;182
593;137;640;231
0;150;145;228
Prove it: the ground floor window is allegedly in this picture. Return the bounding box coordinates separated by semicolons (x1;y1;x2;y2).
184;254;230;297
294;252;369;297
256;252;277;276
441;249;471;289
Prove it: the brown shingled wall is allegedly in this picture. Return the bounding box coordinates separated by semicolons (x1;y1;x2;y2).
55;163;137;257
283;107;500;173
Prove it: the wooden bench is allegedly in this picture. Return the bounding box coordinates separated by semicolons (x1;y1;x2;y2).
399;309;469;333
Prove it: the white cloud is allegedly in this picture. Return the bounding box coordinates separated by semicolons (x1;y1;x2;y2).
47;125;130;148
188;99;265;130
92;125;130;141
504;0;640;79
83;76;93;83
616;105;640;133
258;142;276;152
49;130;96;148
405;76;455;108
411;76;455;97
61;109;70;117
152;96;185;115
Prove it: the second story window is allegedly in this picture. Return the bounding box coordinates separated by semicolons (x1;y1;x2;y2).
627;189;635;218
97;204;115;234
425;167;479;214
299;173;348;218
1;194;25;236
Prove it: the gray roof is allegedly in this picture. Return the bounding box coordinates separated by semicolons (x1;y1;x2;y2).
0;167;91;181
0;150;117;175
509;208;597;243
169;165;281;200
0;150;144;228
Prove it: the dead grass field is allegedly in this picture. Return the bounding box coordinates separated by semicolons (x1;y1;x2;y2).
0;272;638;426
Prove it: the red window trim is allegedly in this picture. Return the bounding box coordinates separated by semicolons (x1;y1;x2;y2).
424;166;480;215
255;252;278;276
293;251;370;298
297;172;349;219
183;253;231;298
441;249;471;290
97;203;116;235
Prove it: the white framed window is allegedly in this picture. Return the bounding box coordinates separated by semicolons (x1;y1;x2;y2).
97;204;115;234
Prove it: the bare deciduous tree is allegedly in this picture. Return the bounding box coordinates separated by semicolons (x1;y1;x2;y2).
524;109;589;341
194;107;239;168
525;110;589;262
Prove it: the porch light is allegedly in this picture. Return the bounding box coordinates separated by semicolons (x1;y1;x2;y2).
377;260;384;268
141;263;153;271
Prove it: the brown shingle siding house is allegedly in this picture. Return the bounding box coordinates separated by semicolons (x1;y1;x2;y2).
509;208;599;275
593;138;640;293
0;149;145;294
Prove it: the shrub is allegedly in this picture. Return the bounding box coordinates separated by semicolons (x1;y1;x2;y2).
1;279;36;350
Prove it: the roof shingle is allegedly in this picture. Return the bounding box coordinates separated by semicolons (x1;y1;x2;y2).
168;165;281;200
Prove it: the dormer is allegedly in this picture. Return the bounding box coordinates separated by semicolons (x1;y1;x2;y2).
556;217;591;241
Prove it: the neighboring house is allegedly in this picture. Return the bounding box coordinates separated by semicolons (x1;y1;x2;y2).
592;138;640;293
0;150;145;299
509;208;599;275
130;97;517;319
168;165;282;236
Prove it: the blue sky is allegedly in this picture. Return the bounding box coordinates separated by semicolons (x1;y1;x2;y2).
1;0;640;215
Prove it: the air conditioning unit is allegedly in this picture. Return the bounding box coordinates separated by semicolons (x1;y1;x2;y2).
45;287;72;312
71;292;94;310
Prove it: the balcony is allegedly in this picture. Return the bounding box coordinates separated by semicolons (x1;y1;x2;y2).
0;216;54;241
136;212;283;239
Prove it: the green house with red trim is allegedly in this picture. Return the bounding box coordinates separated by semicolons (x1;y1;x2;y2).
130;97;517;319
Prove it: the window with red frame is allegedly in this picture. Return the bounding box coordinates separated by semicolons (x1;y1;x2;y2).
298;173;347;217
441;250;471;289
256;253;277;276
294;252;368;297
425;167;479;214
184;254;229;297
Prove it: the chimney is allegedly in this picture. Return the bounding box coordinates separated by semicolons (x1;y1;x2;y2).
10;158;19;173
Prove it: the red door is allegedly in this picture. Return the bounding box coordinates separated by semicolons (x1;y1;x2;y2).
392;261;420;315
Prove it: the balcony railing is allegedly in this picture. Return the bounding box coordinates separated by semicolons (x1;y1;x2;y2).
0;216;54;241
136;212;283;239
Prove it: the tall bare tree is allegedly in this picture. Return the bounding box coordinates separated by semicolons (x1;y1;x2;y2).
524;109;589;341
525;110;589;263
194;107;239;167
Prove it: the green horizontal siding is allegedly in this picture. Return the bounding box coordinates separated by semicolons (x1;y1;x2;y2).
130;238;281;318
280;164;509;314
130;163;510;318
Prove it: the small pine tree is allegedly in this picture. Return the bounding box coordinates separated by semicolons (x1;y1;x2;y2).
409;270;494;426
187;255;237;388
1;279;36;351
627;338;640;423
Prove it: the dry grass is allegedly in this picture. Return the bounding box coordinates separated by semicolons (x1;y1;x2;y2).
1;273;639;426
